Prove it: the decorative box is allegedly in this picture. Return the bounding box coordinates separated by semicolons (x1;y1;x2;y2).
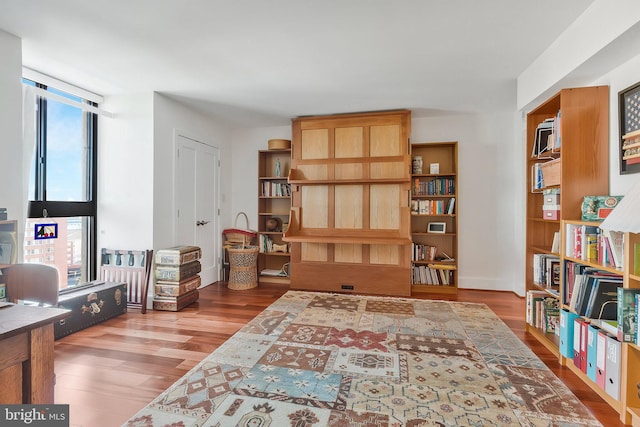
581;195;623;221
155;260;201;282
543;205;560;220
543;194;559;205
153;289;199;312
55;281;127;339
155;245;201;266
155;275;201;297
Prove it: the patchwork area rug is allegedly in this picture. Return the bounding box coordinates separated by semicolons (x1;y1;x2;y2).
123;291;602;427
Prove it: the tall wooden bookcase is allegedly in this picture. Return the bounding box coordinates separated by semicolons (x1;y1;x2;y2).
283;110;412;296
257;149;292;285
525;85;609;352
410;142;458;294
622;232;640;424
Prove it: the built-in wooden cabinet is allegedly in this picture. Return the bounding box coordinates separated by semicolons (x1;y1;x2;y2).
410;142;458;294
257;149;292;285
284;110;412;296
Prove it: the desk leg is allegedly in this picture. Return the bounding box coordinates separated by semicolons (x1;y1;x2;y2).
24;323;55;403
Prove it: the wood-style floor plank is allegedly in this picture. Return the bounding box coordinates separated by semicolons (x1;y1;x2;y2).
53;283;624;427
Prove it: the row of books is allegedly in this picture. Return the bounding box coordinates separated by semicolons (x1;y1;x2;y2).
411;243;437;262
525;291;559;333
410;198;455;215
258;234;287;253
532;253;560;291
411;264;454;286
412;178;455;196
261;181;291;197
565;264;621;319
564;223;624;268
560;310;621;400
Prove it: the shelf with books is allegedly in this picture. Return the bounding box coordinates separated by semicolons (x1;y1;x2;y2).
621;232;640;424
410;142;458;294
257;148;292;285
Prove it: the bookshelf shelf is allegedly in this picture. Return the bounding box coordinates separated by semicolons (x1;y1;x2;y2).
257;148;292;286
410;142;458;293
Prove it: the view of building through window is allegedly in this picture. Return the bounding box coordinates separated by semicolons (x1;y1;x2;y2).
23;217;85;289
23;77;97;289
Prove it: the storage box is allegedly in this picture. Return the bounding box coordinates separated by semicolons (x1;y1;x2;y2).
55;281;127;339
155;275;201;297
155;260;201;282
540;159;560;187
543;194;559;205
155;245;201;266
581;195;623;221
543;205;560;220
153;289;199;311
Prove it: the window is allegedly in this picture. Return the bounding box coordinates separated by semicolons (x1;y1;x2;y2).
23;75;99;290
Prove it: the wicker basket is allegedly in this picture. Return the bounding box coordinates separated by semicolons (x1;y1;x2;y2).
227;242;259;290
268;139;291;150
223;212;257;245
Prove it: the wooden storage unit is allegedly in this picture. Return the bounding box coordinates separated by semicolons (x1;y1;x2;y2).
525;85;609;355
559;220;624;417
257;148;292;285
621;232;640;424
284;110;412;296
410;142;458;294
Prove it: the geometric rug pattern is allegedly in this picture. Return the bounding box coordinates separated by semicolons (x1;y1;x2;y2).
122;291;603;426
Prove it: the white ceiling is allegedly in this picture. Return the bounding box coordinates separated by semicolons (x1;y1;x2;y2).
0;0;596;127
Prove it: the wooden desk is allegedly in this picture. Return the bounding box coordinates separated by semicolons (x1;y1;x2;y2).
0;303;70;404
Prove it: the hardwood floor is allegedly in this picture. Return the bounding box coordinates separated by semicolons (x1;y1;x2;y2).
54;283;624;426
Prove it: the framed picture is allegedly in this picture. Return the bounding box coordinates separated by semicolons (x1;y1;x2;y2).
427;222;446;234
618;81;640;174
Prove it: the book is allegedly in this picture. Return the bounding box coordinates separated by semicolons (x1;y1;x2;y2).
602;229;624;269
617;288;640;342
551;231;560;254
583;279;620;320
635;243;640;276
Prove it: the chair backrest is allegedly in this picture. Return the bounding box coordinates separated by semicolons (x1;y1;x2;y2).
4;263;60;306
100;249;153;314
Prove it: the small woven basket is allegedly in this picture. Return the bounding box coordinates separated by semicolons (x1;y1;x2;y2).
227;239;259;290
223;212;257;245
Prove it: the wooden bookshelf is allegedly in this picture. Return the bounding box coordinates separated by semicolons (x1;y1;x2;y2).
524;85;610;397
257;149;292;285
409;142;458;294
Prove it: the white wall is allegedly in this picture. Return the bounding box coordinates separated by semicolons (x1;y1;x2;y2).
591;52;640;196
152;93;234;252
413;113;524;293
98;93;154;252
230;126;291;231
0;30;24;249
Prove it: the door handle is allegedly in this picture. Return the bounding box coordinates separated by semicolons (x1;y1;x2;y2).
196;220;211;226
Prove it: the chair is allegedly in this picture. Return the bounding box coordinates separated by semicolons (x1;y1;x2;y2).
3;263;59;306
100;249;153;314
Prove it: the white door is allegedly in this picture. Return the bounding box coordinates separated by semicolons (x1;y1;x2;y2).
174;133;220;286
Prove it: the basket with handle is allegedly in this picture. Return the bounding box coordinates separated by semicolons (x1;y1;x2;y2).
227;236;259;290
223;212;257;245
